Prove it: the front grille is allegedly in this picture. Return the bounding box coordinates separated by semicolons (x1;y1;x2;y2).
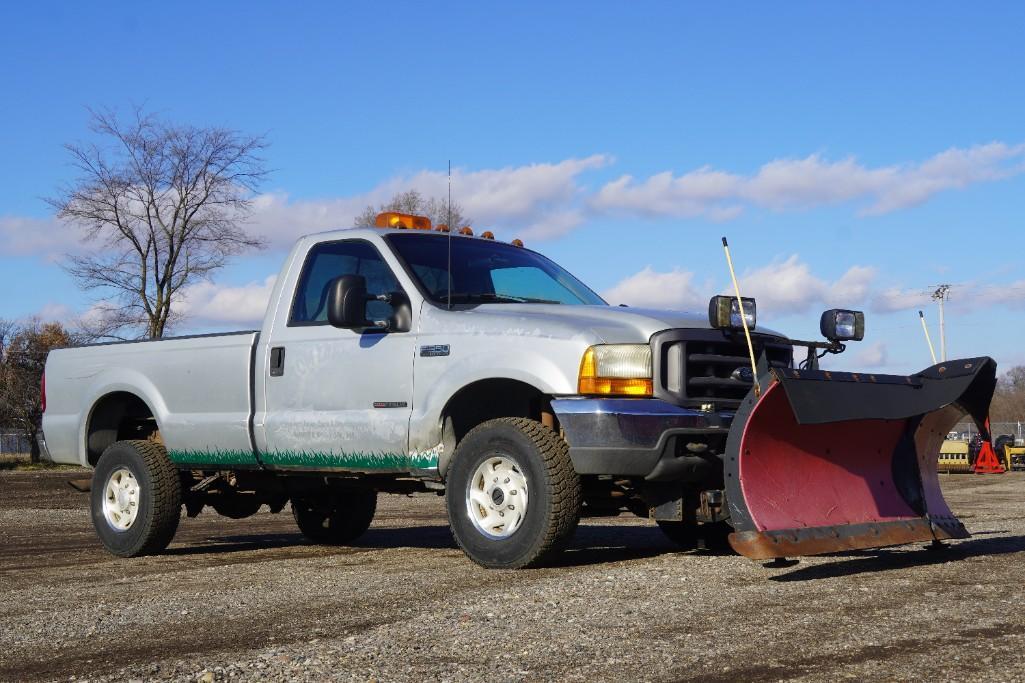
653;330;792;408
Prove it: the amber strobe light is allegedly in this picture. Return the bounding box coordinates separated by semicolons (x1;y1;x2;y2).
578;345;653;396
374;212;432;230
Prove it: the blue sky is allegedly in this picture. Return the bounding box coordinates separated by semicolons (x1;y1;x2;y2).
2;2;1023;374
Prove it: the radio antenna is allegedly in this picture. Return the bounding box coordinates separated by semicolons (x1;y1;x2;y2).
721;237;760;397
447;160;453;310
918;310;938;365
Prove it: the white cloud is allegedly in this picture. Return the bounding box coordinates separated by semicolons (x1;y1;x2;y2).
737;255;877;315
829;265;877;305
517;210;586;241
0;156;612;258
855;341;889;368
602;266;706;311
591;143;1025;218
248;155;611;247
0;215;83;260
6;144;1023;260
605;256;877;315
178;275;277;327
870;287;933;313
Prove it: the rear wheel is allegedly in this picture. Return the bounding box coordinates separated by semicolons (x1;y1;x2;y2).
90;440;182;557
446;417;582;569
292;489;377;544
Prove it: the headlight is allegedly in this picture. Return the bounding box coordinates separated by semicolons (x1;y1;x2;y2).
578;344;652;396
708;295;756;330
820;309;865;341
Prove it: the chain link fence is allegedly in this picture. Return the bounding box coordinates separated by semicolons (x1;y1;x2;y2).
952;421;1025;444
0;431;32;455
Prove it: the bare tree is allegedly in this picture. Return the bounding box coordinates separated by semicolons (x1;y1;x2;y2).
990;365;1025;423
354;189;471;231
49;108;268;339
0;320;77;462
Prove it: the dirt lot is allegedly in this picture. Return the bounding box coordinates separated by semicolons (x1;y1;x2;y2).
2;471;1025;682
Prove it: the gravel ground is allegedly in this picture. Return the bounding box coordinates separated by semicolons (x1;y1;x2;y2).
1;470;1024;682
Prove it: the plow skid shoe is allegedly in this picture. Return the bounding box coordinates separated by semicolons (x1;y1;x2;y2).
724;357;996;560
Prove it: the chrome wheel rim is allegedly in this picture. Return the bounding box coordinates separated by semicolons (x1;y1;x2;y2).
102;467;140;531
466;455;528;539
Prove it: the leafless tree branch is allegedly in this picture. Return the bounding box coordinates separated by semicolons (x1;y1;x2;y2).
48;107;268;339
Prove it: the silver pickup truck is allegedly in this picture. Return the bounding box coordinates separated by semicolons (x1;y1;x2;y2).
42;214;997;568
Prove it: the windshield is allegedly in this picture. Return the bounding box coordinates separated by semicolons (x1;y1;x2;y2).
385;233;606;305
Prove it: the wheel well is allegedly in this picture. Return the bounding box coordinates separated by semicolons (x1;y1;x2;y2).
86;392;160;466
439;379;555;475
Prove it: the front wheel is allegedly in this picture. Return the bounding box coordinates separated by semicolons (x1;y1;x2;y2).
90;440;182;557
446;417;582;569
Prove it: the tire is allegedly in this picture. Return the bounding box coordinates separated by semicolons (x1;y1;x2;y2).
292;488;377;544
90;440;182;557
446;417;582;569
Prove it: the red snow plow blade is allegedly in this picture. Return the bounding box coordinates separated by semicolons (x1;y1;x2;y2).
724;357;996;560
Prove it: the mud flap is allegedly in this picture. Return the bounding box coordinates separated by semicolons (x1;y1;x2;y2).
724;357;996;560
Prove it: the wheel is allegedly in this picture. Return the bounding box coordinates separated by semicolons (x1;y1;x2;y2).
446;417;582;569
90;440;182;557
292;488;377;544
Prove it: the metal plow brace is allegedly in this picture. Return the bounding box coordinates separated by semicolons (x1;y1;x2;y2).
724;357;997;560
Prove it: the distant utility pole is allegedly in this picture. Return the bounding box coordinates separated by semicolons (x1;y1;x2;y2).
931;284;951;362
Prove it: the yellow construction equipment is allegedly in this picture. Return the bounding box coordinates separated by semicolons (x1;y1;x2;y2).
1008;445;1025;471
995;435;1025;471
938;439;972;473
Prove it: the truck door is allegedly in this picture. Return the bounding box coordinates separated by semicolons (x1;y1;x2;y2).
259;238;415;471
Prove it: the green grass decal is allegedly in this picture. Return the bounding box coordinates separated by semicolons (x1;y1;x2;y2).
168;449;255;466
261;450;407;470
167;447;437;472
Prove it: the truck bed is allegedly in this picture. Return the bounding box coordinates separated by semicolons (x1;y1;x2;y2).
43;331;260;467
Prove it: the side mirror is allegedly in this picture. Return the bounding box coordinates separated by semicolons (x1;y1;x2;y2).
326;275;372;329
820;309;865;342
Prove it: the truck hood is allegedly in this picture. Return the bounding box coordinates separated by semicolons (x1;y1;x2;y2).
443;304;785;344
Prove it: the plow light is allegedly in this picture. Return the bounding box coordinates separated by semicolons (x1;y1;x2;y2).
821;309;865;342
708;295;756;331
578;344;653;396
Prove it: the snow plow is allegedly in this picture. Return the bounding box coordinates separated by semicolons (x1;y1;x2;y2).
723;357;997;560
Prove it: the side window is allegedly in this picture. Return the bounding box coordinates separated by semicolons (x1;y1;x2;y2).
290;240;402;324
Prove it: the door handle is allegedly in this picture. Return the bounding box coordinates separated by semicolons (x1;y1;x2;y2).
270;347;286;377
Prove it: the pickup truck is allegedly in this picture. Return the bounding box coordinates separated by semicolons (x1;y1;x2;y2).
41;212;997;568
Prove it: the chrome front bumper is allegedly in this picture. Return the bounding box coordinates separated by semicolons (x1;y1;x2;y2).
550;398;733;477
